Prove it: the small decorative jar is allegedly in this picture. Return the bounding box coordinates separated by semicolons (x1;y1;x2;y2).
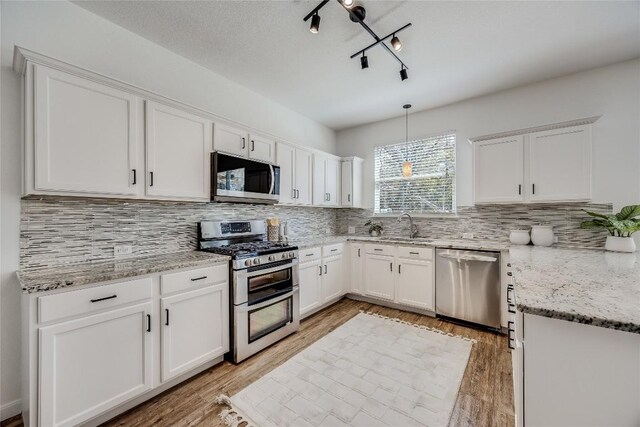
509;229;531;245
531;225;554;247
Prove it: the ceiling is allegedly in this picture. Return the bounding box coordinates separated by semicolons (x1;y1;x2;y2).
74;1;640;130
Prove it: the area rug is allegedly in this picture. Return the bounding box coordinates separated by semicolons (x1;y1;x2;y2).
216;311;475;427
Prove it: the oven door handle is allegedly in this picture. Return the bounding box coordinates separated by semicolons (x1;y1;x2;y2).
240;260;296;278
237;287;298;313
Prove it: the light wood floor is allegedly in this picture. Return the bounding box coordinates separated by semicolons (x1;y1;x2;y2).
2;299;514;427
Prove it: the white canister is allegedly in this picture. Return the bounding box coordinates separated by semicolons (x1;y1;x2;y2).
531;225;554;247
509;229;531;245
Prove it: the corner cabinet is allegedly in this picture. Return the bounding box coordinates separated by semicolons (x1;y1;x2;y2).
28;63;141;197
473;121;594;204
145;101;211;200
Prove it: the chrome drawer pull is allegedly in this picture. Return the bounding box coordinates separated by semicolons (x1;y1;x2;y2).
90;295;117;303
409;251;419;255
191;276;208;281
374;248;383;252
331;249;338;252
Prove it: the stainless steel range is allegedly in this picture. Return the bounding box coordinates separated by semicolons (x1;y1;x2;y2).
198;220;299;363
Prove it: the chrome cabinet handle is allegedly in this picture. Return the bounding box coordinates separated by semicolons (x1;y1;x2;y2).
374;248;383;252
242;137;246;149
358;248;361;257
532;183;535;194
319;265;322;276
389;262;393;272
348;194;351;202
324;265;327;274
518;184;521;195
149;171;154;187
132;169;137;185
191;276;207;281
292;189;296;199
165;308;170;326
146;314;151;333
398;264;401;274
409;251;419;255
251;140;255;151
90;295;117;303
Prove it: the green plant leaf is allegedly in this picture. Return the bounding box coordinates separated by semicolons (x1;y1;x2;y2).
616;205;640;220
580;220;607;229
583;210;610;220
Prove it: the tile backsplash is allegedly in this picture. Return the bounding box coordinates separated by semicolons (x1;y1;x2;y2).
337;203;612;248
20;196;338;271
20;197;611;271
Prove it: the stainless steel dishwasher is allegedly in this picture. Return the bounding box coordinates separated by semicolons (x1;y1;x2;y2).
435;248;501;329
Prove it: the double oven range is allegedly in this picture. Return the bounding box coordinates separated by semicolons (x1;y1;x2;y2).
198;220;300;363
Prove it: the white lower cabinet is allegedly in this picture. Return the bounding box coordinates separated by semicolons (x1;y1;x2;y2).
160;283;229;382
362;244;435;311
298;244;346;318
349;243;364;295
24;264;229;427
39;301;153;427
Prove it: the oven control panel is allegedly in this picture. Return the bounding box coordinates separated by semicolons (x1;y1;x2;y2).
234;251;297;270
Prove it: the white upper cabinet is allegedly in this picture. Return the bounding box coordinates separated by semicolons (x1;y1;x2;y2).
276;143;313;205
213;123;248;157
528;125;591;202
32;64;140;196
473;123;592;204
313;154;340;207
248;134;275;163
341;157;364;208
145;101;211;200
474;136;524;203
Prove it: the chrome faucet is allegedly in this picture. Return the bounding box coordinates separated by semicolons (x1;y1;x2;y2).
397;213;419;239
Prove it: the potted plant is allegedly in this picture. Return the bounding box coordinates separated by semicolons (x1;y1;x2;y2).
364;220;384;237
580;205;640;253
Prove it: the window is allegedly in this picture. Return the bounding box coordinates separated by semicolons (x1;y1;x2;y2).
374;133;456;214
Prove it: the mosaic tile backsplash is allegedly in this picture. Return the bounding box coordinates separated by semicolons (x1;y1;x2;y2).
20;197;611;271
337;203;612;249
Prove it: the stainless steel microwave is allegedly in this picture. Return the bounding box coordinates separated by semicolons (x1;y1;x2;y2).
211;152;280;205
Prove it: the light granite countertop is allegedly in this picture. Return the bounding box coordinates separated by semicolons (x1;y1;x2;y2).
509;246;640;334
291;235;509;252
18;251;230;294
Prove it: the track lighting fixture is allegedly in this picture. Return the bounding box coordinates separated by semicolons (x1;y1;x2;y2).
400;66;408;81
303;0;411;81
391;34;402;51
360;53;369;69
310;12;321;33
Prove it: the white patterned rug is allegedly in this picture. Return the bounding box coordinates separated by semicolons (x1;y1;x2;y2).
217;312;475;427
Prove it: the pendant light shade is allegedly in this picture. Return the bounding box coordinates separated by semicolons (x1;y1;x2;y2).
402;161;413;178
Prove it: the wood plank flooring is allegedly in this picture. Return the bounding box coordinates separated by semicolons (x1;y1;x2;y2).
1;299;514;427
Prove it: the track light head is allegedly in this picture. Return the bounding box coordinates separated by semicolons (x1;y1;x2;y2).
360;53;369;69
400;66;408;81
310;13;321;33
343;0;355;8
391;35;402;51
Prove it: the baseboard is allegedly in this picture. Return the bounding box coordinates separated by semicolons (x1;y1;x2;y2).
345;293;437;317
1;399;21;422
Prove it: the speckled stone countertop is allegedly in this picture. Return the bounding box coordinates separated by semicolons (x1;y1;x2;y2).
291;235;508;252
18;251;230;294
509;246;640;334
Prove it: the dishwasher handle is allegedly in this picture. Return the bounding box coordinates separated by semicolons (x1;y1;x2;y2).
439;253;498;263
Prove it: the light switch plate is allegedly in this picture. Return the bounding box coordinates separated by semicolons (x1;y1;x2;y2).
114;245;133;257
348;226;356;234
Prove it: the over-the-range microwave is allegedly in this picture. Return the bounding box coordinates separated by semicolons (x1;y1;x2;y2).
211;152;280;205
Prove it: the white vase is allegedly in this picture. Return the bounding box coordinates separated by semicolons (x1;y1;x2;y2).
605;236;637;253
531;225;554;247
509;230;531;245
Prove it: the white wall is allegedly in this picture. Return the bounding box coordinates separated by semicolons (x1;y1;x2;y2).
337;59;640;211
0;0;336;417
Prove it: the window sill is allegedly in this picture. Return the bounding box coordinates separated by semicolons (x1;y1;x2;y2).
373;212;459;219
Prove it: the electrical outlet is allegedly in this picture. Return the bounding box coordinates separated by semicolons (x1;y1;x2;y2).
114;245;133;257
462;233;474;239
348;226;356;234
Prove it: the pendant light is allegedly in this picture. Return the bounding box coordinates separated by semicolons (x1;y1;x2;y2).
402;104;412;178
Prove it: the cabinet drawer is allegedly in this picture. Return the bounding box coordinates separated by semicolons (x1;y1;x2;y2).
38;277;153;323
365;244;395;256
397;246;433;260
161;264;228;295
322;243;344;257
299;247;321;262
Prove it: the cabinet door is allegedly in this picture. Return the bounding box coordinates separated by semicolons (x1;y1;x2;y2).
213;123;248;157
396;258;434;310
474;136;524;203
312;155;327;206
341;161;353;207
325;157;340;207
299;259;323;317
33;64;139;196
146;101;211;200
276;143;295;204
295;148;313;205
349;244;364;295
248;134;275;163
529;125;591;201
39;302;153;427
364;254;395;301
161;283;229;382
322;255;344;302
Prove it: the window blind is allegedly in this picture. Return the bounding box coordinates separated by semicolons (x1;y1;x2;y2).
374;133;456;214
